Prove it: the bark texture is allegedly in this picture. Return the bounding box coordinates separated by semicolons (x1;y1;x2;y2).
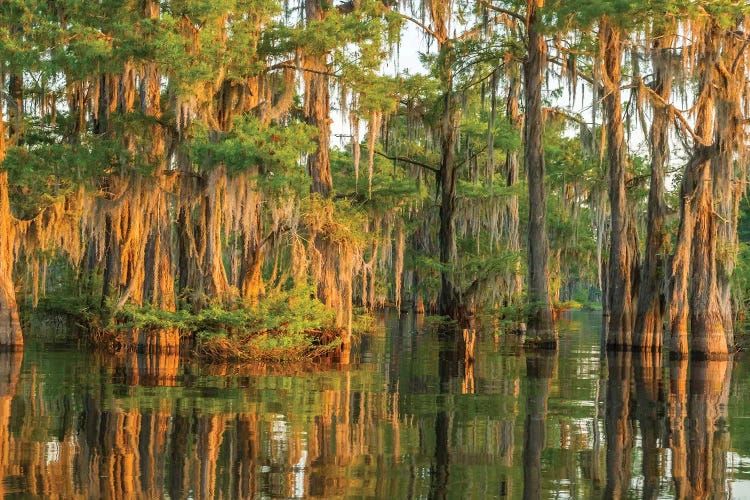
601;18;640;349
634;30;673;351
523;0;556;345
0;102;22;348
504;70;523;303
437;91;462;320
304;0;333;197
685;26;726;359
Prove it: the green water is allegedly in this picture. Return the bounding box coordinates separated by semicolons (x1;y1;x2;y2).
0;311;747;498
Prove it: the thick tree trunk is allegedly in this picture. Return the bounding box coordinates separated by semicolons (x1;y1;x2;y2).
601;18;639;349
689;164;727;358
140;49;177;320
240;245;265;303
101;211;121;306
236;173;265;303
713;145;737;351
301;0;355;354
0;107;22;348
304;0;333;197
670;23;732;360
523;0;555;345
201;168;231;301
634;33;672;351
687;28;727;360
438;91;462;320
712;25;745;352
669;154;700;357
0;193;22;348
100;69;137;311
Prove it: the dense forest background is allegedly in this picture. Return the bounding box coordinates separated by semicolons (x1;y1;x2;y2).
0;0;748;359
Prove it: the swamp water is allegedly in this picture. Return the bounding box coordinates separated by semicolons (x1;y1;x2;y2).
0;310;748;498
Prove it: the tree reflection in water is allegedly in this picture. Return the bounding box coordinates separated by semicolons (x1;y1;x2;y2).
0;352;21;499
0;313;741;498
687;359;731;498
633;351;665;499
604;350;634;500
522;351;556;500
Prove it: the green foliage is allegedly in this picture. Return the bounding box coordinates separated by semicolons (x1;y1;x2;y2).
734;245;750;329
115;285;337;340
189;116;317;182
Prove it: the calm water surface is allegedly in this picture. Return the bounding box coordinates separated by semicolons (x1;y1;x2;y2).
1;311;748;498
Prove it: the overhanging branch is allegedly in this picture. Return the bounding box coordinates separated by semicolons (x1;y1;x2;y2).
373;149;439;174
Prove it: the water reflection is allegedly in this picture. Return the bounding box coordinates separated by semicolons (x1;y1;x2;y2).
0;313;744;498
522;352;555;500
632;352;665;499
670;358;690;498
0;352;20;499
605;351;634;499
687;359;731;498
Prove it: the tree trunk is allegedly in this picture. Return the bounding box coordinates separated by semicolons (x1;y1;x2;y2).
437;90;462;320
140;44;177;321
8;72;22;139
505;70;523;303
0;104;22;348
688;27;727;360
304;0;333;197
669;151;701;357
712;24;745;353
601;18;639;349
689;165;727;358
201;168;231;301
634;31;673;351
523;0;556;345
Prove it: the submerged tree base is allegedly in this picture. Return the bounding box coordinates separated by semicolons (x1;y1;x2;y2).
196;330;342;363
524;332;558;350
35;285;361;362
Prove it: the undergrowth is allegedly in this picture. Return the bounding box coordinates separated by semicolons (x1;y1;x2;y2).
36;285;359;361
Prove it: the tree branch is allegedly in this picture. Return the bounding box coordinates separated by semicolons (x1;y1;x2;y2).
543;107;590;126
373;149;439;173
456;144;489;168
474;0;525;24
457;13;516;41
546;55;595;85
637;81;713;147
268;62;339;78
397;13;444;43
